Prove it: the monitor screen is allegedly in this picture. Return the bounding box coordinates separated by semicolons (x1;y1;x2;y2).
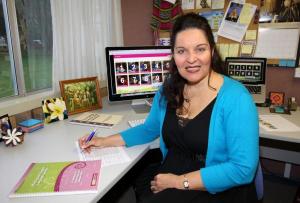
225;57;266;85
105;46;172;102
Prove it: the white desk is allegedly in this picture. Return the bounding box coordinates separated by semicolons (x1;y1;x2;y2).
0;99;149;203
258;107;300;178
1;99;300;203
258;107;300;144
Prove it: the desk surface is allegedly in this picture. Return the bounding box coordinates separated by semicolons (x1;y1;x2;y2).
1;99;300;203
0;99;149;203
258;107;300;143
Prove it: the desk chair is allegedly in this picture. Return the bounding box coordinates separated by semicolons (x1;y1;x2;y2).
255;162;264;202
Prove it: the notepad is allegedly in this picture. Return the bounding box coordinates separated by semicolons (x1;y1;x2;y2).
18;119;42;127
76;142;131;167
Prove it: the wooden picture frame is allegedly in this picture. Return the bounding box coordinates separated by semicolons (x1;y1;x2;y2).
269;91;285;105
59;77;102;115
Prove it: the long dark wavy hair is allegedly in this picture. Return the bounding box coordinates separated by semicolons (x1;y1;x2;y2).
162;13;225;109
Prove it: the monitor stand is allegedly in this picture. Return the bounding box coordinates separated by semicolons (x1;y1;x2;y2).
131;99;152;113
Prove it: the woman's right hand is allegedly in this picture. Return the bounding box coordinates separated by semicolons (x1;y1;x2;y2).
79;133;125;153
78;135;104;153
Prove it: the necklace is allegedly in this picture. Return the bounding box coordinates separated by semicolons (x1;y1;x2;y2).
177;115;190;127
177;98;190;115
176;95;191;123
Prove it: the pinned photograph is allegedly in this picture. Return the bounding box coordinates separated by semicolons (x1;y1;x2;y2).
225;2;242;22
259;0;300;23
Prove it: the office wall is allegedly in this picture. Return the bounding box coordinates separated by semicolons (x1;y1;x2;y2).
121;0;300;104
120;0;153;46
266;67;300;104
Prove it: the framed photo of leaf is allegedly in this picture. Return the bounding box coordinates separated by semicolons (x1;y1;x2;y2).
59;77;102;115
42;97;68;123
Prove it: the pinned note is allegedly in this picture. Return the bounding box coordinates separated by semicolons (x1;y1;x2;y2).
245;30;257;40
228;44;239;57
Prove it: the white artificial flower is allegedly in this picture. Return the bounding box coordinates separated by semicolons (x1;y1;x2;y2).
2;128;22;146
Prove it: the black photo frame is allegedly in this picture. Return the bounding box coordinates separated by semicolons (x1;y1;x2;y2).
0;114;12;138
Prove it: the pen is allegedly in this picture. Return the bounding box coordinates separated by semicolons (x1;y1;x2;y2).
81;128;98;153
85;128;98;144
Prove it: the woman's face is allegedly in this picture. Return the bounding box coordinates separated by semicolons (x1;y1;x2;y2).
173;28;213;85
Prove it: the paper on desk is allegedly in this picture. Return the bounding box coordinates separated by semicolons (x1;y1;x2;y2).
259;115;300;132
70;112;123;128
76;142;131;167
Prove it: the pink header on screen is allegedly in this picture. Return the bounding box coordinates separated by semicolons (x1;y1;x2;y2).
114;53;171;59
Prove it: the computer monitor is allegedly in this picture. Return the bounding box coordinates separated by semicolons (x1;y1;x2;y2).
225;57;266;84
105;46;172;111
225;57;267;104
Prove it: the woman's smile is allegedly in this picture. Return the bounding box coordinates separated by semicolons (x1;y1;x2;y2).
185;66;201;73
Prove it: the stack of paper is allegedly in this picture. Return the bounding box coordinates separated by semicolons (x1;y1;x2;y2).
76;142;131;167
18;119;44;133
69;112;123;128
259;115;300;132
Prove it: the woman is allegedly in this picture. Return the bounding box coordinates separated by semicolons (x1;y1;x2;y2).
80;13;259;202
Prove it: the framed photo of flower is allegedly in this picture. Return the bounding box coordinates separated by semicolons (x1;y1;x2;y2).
0;114;12;139
59;77;102;115
269;91;285;105
42;97;68;123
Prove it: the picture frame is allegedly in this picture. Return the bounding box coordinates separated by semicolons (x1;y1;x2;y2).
59;77;102;115
259;0;300;23
0;114;12;137
269;91;285;105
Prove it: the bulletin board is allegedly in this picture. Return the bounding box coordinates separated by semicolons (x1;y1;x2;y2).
170;0;261;60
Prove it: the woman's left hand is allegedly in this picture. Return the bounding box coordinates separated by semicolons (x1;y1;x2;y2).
150;173;180;193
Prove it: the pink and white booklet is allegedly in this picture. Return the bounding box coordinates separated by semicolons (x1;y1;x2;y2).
9;160;101;198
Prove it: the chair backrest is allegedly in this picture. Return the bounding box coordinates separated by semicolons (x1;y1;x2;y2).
255;162;264;200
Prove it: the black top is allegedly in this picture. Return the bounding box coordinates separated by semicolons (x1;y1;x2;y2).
159;98;216;175
136;98;258;203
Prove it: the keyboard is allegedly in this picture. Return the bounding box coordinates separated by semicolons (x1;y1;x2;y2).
128;119;145;127
245;85;262;94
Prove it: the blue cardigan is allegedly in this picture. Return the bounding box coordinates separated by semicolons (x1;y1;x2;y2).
121;76;259;194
